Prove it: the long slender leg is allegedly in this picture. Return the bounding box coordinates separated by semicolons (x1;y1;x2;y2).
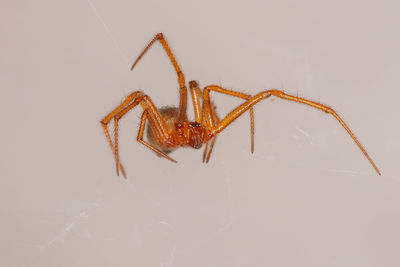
101;91;143;178
189;82;254;161
189;81;215;161
205;89;381;175
189;81;203;123
131;33;185;87
136;111;177;163
176;85;188;123
130;33;187;122
201;103;219;163
202;85;255;153
113;95;145;177
112;93;175;177
204;105;220;163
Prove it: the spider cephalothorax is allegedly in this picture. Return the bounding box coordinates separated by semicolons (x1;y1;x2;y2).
171;121;210;149
147;107;209;152
101;33;381;178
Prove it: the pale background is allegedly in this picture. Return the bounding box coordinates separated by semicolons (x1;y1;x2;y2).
1;0;400;266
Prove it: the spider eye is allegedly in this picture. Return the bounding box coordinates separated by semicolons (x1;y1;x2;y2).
176;122;183;128
190;122;201;127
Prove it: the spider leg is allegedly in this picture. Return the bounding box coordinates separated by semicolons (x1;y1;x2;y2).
189;81;212;161
202;85;255;154
188;81;218;161
136;110;177;163
101;91;172;178
131;33;185;87
189;81;203;123
206;89;381;175
112;93;174;177
113;95;145;177
204;136;217;163
101;91;143;178
130;33;188;122
202;142;209;162
203;103;220;163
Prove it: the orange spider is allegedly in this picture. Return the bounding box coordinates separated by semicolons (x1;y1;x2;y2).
101;33;381;178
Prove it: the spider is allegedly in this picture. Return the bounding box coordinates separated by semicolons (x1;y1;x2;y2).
101;33;381;178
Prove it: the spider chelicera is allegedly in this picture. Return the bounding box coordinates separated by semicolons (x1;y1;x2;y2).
101;33;381;178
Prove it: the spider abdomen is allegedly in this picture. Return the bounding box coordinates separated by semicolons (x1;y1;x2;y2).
146;106;184;154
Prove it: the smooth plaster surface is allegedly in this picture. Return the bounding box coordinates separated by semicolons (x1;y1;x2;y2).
1;0;400;266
